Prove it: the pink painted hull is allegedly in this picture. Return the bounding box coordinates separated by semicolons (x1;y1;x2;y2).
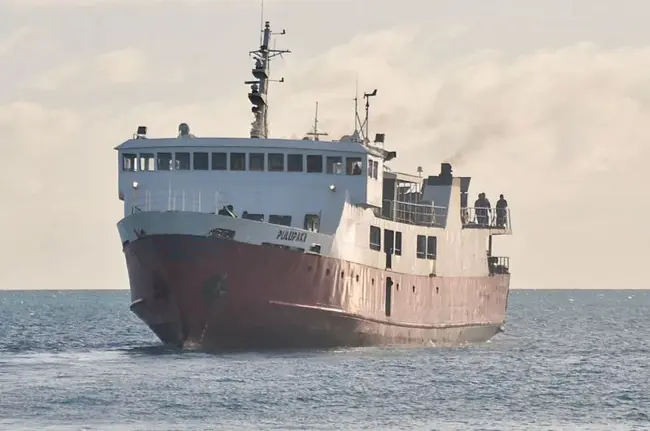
124;235;510;349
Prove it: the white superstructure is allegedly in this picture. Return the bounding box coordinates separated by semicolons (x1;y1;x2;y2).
115;20;512;284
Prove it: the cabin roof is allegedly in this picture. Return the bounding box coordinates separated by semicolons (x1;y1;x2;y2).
115;136;369;154
384;170;423;183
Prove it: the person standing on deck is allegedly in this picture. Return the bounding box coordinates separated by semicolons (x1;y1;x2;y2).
482;193;492;226
496;194;508;228
474;193;489;225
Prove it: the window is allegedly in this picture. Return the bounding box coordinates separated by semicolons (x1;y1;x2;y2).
211;152;227;170
122;153;137;171
304;214;320;232
416;235;426;259
139;153;155;171
249;153;265;171
269;215;292;226
326;156;343;174
369;226;381;251
287;154;303;172
242;212;264;222
175;152;190;170
193;152;209;170
306;155;323;173
346;157;363;175
395;231;402;256
230;153;245;171
368;158;373;178
268;153;284;172
427;236;437;260
157;152;172;170
372;160;379;179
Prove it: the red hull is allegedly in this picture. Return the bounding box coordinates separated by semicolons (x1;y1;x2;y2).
124;235;509;350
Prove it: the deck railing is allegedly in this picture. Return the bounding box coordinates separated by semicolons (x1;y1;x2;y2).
488;256;510;275
381;199;448;227
128;189;230;214
461;207;511;230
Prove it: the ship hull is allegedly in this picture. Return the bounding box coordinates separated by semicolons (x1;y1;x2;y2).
124;234;509;350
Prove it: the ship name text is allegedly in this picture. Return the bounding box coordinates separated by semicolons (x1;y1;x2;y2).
276;229;308;243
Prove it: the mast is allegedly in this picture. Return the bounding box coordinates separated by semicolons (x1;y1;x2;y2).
306;101;328;141
246;20;291;139
353;86;377;144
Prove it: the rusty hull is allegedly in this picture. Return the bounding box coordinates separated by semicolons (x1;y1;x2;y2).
124;234;509;350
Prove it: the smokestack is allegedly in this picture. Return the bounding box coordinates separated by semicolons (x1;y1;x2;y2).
440;163;453;178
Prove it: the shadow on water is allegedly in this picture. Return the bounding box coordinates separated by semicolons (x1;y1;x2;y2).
119;343;358;358
118;338;492;359
118;344;186;356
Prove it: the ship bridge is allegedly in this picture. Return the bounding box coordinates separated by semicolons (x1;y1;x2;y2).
115;123;392;235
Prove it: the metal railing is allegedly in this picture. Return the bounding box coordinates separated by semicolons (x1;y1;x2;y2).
128;189;232;214
461;207;511;230
488;256;510;275
381;199;448;227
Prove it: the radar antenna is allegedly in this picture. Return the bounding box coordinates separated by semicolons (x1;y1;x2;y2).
245;18;291;139
306;101;328;141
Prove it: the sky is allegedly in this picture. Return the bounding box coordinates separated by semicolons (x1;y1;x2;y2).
1;0;649;290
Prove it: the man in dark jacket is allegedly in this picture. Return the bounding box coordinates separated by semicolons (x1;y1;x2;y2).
496;194;508;227
474;193;491;226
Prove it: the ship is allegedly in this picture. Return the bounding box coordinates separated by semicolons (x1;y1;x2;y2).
115;20;512;350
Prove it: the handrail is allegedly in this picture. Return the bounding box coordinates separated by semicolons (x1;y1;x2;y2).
461;207;511;230
488;256;510;275
381;199;448;227
127;189;233;214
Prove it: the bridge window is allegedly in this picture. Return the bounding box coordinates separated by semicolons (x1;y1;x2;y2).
249;153;265;171
326;156;343;174
416;235;426;259
269;215;292;226
288;154;303;172
368;158;373;177
346;157;363;175
372;160;379;179
193;152;209;170
174;152;190;170
242;211;264;222
268;153;284;171
304;214;320;232
211;152;227;170
157;152;172;170
230;153;245;171
426;236;437;260
369;226;381;251
306;155;323;173
122;153;137;171
139;153;155;171
395;231;402;256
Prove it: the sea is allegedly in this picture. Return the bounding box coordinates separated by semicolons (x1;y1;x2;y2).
0;289;648;431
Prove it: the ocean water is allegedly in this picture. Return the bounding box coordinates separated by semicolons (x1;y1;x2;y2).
0;290;648;431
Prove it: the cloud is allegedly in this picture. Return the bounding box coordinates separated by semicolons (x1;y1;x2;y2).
1;0;326;8
30;47;181;91
0;27;37;57
2;20;650;290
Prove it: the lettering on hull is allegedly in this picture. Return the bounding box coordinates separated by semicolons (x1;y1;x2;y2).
276;229;307;243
